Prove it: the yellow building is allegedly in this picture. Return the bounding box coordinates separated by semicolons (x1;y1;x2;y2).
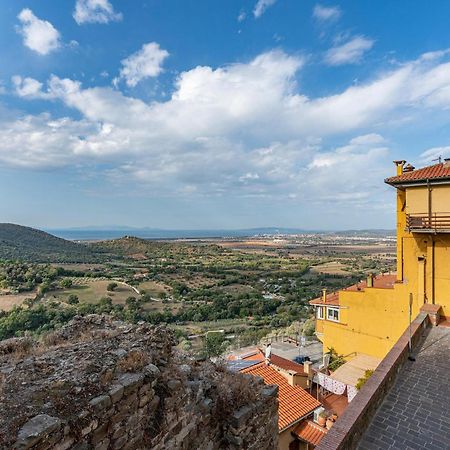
310;159;450;359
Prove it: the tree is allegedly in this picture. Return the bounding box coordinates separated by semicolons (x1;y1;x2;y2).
61;278;73;288
67;294;79;305
107;282;118;292
204;332;228;358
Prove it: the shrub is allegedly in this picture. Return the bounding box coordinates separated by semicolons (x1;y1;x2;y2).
356;369;374;390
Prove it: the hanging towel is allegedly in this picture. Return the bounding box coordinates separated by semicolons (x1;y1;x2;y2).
347;385;358;402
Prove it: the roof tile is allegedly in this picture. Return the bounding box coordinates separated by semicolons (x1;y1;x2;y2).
293;420;328;446
385;162;450;184
240;362;320;430
309;274;396;306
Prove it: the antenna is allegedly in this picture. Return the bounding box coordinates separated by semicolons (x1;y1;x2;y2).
432;156;442;164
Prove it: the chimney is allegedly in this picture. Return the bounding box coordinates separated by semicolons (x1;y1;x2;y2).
444;158;450;168
303;360;312;376
403;163;415;173
367;273;374;288
393;160;406;176
322;288;327;303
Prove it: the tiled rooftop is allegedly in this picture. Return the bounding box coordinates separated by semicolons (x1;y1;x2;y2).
269;353;307;375
385;162;450;185
293;420;328;446
309;274;397;306
357;325;450;449
241;361;321;431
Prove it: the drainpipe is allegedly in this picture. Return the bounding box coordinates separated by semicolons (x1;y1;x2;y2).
427;179;432;228
432;238;435;304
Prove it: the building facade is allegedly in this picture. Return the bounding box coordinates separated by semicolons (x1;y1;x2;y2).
310;160;450;359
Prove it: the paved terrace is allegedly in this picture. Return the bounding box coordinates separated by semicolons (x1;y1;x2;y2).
358;325;450;450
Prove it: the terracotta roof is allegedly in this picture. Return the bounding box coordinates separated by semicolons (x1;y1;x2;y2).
270;354;307;376
385;162;450;185
242;350;265;362
293;420;328;446
241;362;321;431
309;291;340;306
309;274;397;306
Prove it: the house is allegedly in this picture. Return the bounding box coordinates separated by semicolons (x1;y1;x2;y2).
240;360;323;450
309;160;450;359
228;348;330;449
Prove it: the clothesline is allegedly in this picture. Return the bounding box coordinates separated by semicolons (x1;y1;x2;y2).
316;372;358;402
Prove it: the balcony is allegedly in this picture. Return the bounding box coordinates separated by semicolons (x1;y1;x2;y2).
406;213;450;233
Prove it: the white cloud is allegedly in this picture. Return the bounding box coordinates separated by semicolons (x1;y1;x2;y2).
237;11;246;22
313;4;341;22
253;0;277;18
73;0;122;25
12;76;46;98
116;43;169;87
17;9;61;55
325;36;374;65
420;146;450;163
6;49;450;205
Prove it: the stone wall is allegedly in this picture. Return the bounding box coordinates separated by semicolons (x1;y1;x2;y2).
316;312;431;450
0;315;278;450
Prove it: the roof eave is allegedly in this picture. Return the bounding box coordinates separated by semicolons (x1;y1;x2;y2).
384;177;450;188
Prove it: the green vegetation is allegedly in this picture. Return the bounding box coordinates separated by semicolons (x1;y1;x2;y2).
0;223;100;263
0;227;393;349
326;347;346;371
356;369;374;390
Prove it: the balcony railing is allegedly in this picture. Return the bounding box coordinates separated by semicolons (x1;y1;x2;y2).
406;213;450;233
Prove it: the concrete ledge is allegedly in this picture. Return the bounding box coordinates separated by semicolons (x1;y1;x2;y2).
316;312;430;450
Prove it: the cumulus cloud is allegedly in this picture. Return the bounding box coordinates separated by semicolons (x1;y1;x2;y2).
6;49;450;204
115;43;169;87
313;4;341;22
73;0;122;24
12;76;47;98
17;8;61;55
325;36;374;65
253;0;277;18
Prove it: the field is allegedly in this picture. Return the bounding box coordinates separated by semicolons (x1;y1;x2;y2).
0;231;396;345
44;280;138;305
0;292;36;311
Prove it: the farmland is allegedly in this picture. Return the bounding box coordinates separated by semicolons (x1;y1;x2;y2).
0;229;396;344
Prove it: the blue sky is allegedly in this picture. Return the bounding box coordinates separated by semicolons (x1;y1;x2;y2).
2;0;450;230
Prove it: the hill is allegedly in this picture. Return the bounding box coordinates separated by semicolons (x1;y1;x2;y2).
0;223;100;263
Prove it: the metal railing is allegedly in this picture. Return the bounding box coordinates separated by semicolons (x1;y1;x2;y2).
406;213;450;232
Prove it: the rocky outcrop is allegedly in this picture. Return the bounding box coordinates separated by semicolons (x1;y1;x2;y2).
0;315;278;449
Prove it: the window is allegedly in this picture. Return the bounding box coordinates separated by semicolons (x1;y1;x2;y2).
316;306;324;320
327;307;340;322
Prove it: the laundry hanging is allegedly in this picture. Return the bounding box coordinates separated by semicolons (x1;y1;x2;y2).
317;372;346;395
347;385;358;402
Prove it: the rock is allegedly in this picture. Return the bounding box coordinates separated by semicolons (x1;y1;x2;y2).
109;384;124;403
16;414;62;449
118;373;145;395
143;363;160;377
89;395;112;412
167;379;181;391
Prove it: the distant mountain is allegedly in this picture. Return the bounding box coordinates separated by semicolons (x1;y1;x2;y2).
0;223;99;263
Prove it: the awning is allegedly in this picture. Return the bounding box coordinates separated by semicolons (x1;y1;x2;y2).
330;353;381;387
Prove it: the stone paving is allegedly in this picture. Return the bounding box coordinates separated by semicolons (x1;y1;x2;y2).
358;326;450;450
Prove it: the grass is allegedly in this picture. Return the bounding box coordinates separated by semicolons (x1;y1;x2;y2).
311;261;350;275
138;280;170;296
0;292;36;311
45;280;137;305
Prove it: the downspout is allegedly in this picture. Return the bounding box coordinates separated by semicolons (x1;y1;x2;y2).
432;237;435;304
427;179;432;228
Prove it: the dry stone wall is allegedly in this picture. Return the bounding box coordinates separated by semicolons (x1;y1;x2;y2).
0;315;278;450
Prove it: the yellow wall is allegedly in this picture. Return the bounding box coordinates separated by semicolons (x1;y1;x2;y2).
313;178;450;360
